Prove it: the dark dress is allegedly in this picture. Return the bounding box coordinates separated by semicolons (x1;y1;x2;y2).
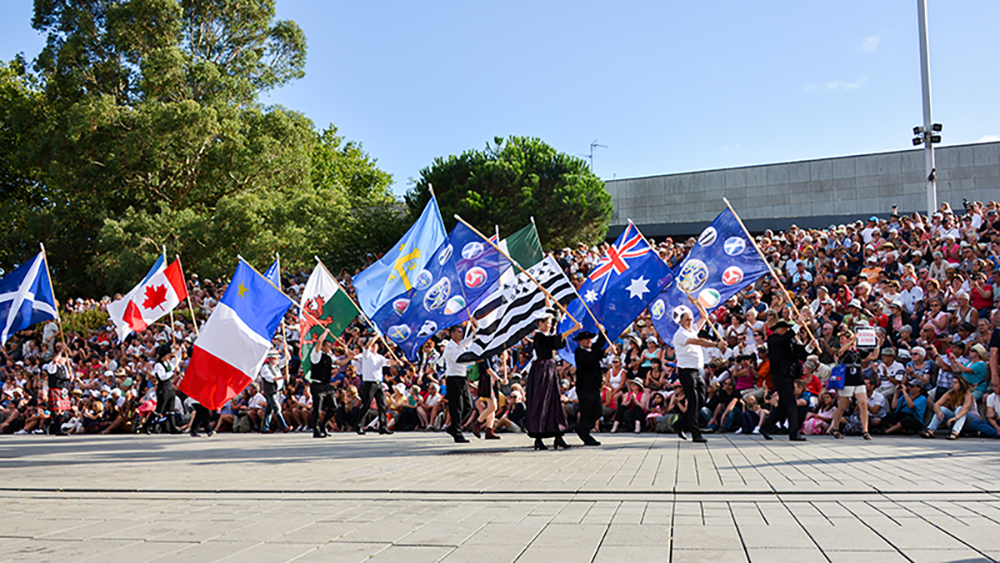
526;332;567;438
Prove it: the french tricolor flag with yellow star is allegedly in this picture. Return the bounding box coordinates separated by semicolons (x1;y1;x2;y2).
179;261;291;410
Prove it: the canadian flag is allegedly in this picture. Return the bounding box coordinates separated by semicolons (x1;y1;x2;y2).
107;256;188;341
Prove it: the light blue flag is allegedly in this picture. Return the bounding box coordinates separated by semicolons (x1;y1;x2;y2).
263;259;280;287
353;196;448;318
0;251;59;345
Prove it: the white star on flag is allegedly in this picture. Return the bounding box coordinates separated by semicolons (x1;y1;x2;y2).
626;276;650;300
584;289;599;303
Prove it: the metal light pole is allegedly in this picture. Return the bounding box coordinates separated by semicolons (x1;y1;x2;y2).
917;0;937;215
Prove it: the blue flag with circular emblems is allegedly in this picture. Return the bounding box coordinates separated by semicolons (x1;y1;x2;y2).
648;207;770;346
371;221;510;361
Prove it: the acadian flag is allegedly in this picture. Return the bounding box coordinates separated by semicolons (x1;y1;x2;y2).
299;263;361;381
179;261;292;410
107;255;188;341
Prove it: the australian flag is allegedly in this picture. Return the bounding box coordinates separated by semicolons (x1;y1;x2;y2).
371;220;510;361
557;222;674;365
648;208;769;346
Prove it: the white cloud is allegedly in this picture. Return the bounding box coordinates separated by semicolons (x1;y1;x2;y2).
978;134;1000;143
862;34;881;52
803;76;869;92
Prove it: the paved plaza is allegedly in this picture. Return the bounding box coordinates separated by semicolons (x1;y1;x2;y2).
1;433;999;562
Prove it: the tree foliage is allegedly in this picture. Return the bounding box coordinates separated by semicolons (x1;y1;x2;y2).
405;136;612;249
0;0;405;295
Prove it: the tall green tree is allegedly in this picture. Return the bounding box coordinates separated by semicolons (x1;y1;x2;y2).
0;0;403;295
406;136;612;250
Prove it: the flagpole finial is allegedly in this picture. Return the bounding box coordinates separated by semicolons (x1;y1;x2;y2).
428;183;435;198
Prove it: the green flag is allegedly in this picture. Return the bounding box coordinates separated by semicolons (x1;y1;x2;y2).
504;221;543;268
298;264;361;381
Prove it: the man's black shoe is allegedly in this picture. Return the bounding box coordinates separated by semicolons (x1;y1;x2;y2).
692;435;708;443
677;429;688;441
379;428;393;435
313;432;325;438
789;435;807;442
761;431;773;441
582;438;601;446
356;428;365;435
453;433;469;443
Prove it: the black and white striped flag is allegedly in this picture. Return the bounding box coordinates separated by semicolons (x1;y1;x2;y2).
457;255;577;363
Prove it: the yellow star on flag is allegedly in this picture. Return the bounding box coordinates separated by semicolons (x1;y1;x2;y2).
237;282;248;298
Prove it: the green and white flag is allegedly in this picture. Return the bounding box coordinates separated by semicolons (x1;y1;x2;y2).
298;263;361;381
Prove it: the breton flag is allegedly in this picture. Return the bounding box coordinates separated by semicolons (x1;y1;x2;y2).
457;255;576;363
107;256;188;341
179;261;292;410
0;251;59;346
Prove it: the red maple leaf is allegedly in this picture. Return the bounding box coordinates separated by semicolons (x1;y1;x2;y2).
142;284;169;311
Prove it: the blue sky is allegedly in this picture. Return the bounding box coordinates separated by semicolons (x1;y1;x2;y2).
3;1;998;196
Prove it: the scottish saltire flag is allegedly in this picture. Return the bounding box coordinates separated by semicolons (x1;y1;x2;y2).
557;222;674;365
371;220;510;361
107;255;188;341
263;258;280;287
649;208;769;346
353;196;447;318
179;261;292;410
0;251;59;345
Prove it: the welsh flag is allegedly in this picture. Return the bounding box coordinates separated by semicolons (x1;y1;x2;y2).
299;264;361;381
107;256;188;341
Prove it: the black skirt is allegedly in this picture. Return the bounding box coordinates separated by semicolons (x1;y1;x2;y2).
525;358;567;438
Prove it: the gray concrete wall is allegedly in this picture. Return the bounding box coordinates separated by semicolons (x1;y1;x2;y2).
607;141;1000;238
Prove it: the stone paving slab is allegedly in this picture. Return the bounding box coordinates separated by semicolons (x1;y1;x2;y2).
1;433;999;562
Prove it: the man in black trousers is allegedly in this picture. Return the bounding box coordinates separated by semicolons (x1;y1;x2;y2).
574;329;607;446
761;319;817;442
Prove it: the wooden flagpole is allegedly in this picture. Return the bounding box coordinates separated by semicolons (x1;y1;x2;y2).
275;252;292;382
163;246;177;349
174;255;200;338
722;198;816;342
39;243;71;368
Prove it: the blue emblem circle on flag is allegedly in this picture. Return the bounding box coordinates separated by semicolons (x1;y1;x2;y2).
392;298;410;315
462;242;484;260
698;227;717;247
465;267;487;288
444;295;466;315
437;245;453;266
650;299;666;320
417;320;438;338
671;305;693;324
414;269;434;290
677;259;709;293
724;237;746;256
424;278;451;310
388;324;411;342
721;266;744;286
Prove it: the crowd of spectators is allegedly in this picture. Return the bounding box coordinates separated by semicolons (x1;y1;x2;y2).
3;199;1000;442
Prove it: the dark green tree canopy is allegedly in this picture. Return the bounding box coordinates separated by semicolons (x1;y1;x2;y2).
406;136;612;249
1;0;405;296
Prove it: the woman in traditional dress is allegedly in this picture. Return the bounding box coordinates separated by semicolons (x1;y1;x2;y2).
526;310;581;450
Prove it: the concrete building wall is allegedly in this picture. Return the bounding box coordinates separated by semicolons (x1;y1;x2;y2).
607;141;1000;238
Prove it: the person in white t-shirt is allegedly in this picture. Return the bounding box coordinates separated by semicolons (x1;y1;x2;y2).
671;305;727;443
985;392;1000;438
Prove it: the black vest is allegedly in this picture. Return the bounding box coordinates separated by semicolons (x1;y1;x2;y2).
311;352;333;384
47;364;70;389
